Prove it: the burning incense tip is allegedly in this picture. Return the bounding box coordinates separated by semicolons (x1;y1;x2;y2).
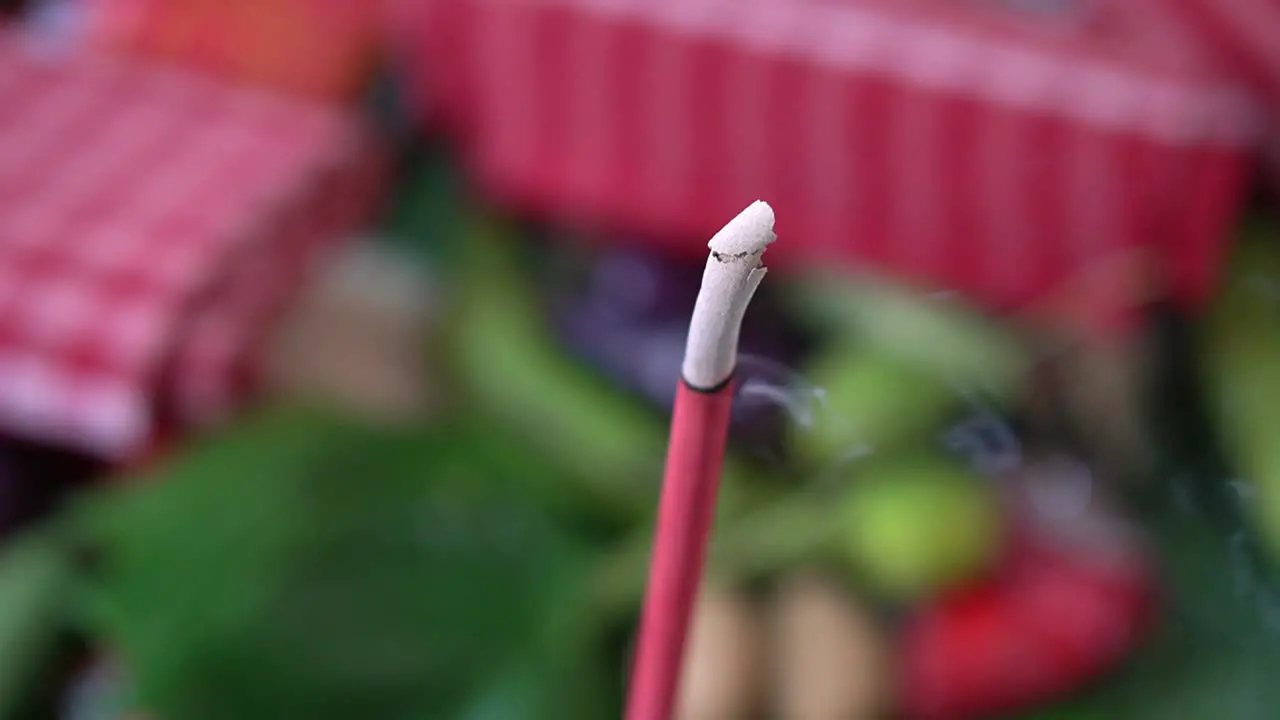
708;200;776;258
683;201;777;390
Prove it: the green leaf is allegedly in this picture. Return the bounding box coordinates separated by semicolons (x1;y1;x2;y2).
0;527;74;719
442;217;667;520
787;273;1027;401
78;409;611;720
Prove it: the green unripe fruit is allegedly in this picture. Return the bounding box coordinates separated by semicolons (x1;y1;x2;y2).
838;457;1003;600
793;348;957;468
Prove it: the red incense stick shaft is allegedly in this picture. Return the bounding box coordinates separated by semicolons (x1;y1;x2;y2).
624;200;775;720
626;380;736;720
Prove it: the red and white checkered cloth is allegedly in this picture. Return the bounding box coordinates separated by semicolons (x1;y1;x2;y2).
0;28;382;460
391;0;1262;333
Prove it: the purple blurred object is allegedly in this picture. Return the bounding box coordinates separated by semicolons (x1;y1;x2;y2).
0;436;99;539
577;244;702;325
553;243;808;463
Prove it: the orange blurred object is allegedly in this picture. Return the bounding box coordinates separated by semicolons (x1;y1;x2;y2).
84;0;379;101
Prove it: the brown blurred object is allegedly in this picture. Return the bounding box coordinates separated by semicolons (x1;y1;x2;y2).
675;583;768;720
261;240;436;425
1022;329;1155;482
1057;339;1155;481
1016;247;1159;478
769;572;891;720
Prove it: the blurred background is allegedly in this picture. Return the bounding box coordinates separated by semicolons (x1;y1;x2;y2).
0;0;1278;718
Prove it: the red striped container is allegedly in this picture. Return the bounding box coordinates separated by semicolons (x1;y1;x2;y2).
389;0;1263;336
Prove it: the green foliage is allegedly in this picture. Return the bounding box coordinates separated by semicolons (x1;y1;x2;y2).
786;272;1028;401
441;217;666;523
0;528;74;718
74;408;612;720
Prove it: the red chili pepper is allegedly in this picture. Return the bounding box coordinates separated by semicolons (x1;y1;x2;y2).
899;533;1156;719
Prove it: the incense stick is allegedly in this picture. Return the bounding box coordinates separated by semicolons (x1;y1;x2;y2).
626;201;776;720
